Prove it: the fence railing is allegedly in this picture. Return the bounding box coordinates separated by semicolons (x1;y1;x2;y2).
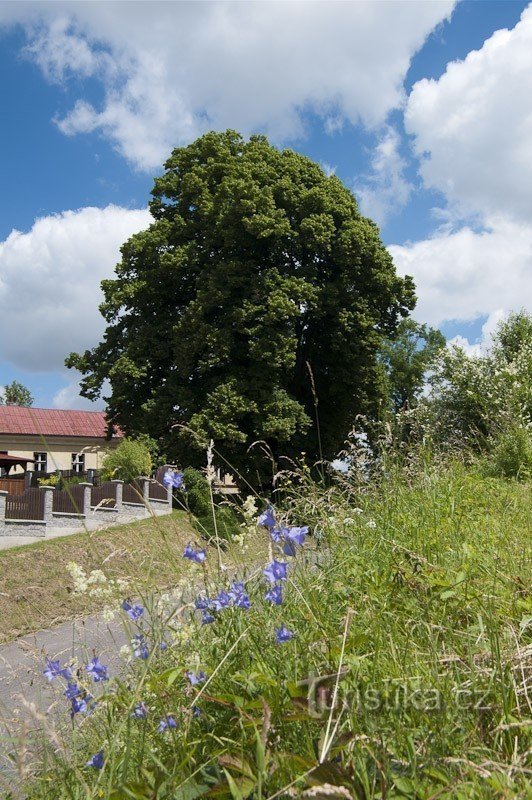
29;469;101;488
52;485;86;515
122;480;144;504
0;478;26;496
148;480;168;501
5;488;46;520
90;482;117;509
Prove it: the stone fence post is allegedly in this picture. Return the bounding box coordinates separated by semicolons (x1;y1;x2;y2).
78;482;93;517
136;477;151;505
0;490;7;522
160;465;174;504
111;480;124;511
39;486;55;523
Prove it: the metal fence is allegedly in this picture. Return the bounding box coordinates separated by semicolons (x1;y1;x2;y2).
52;485;86;515
122;480;144;505
5;488;46;520
90;482;117;509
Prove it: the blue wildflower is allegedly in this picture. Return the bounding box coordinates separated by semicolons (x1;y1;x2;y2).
286;526;308;546
86;750;104;770
159;641;168;652
71;695;89;716
263;560;288;583
63;682;81;700
229;581;251;609
186;670;206;686
258;506;276;529
121;599;144;621
43;658;72;682
212;590;231;611
158;715;177;732
163;470;185;490
183;543;206;563
275;625;295;644
133;634;149;660
265;584;283;605
201;610;215;625
270;527;284;543
283;538;297;557
86;657;109;683
194;595;211;610
192;705;202;717
132;702;148;719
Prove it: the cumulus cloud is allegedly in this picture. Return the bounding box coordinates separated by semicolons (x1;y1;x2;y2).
1;1;454;170
405;4;532;224
447;309;507;356
52;375;108;411
388;219;532;328
354;125;413;226
0;205;151;372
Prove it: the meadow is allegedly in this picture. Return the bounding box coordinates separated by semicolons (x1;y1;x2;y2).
9;456;530;800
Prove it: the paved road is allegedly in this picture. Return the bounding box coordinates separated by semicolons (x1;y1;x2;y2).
0;613;127;792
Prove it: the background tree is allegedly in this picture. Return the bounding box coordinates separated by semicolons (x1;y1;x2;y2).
380;319;445;413
0;380;33;406
101;438;152;483
67;131;415;476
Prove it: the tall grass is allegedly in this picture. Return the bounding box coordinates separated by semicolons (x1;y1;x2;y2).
8;459;532;799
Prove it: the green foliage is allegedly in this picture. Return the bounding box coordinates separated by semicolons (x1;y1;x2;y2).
25;462;531;799
0;380;33;406
427;310;532;447
67;130;415;477
101;438;152;483
181;466;241;542
380;318;445;412
487;423;532;480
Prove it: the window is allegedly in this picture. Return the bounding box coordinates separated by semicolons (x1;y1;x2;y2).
72;453;85;473
34;452;47;473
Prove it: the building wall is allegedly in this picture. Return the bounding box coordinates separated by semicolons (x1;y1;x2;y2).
0;435;120;474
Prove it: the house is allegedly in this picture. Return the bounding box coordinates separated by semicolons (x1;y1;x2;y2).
0;406;122;476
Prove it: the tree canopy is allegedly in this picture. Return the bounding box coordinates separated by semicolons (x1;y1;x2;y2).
67;131;415;474
0;380;33;406
380;319;445;413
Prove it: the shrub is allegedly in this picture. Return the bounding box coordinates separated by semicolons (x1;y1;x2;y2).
181;466;241;542
487;424;532;480
101;438;152;483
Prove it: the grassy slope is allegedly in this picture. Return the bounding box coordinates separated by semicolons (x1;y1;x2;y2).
0;511;265;643
21;466;532;798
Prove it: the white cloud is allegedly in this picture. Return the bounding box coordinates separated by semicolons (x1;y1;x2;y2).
1;1;454;170
354;125;413;225
389;218;532;328
0;205;151;372
405;4;532;224
52;374;108;411
447;309;507;356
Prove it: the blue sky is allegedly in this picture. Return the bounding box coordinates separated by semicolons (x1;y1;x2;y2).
0;1;530;408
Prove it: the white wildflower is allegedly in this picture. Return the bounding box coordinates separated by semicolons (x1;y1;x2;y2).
366;519;377;529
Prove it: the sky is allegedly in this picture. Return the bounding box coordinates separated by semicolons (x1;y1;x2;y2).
0;0;531;409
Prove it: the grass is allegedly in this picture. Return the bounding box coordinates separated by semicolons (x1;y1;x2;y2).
11;463;532;798
0;510;266;643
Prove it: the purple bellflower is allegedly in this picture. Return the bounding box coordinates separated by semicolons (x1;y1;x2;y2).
183;543;206;563
275;625;295;644
133;634;149;660
158;715;178;732
163;470;185;490
186;670;207;686
132;702;148;719
86;657;109;683
86;750;104;770
43;658;72;682
263;560;288;583
121;599;144;621
265;584;283;605
258;506;276;529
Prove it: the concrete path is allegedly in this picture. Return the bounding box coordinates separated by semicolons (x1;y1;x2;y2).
0;613;127;790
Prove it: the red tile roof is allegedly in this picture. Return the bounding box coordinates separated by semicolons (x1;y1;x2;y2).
0;406;123;439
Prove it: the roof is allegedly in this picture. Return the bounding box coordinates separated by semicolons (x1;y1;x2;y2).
0;406;122;439
0;453;35;467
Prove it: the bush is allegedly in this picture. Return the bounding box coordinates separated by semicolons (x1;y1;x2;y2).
181;467;241;542
487;424;532;480
101;438;152;483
